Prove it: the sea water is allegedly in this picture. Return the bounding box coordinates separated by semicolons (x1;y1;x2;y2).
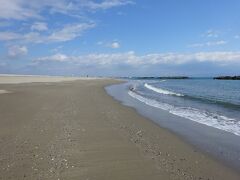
106;78;240;170
128;78;240;136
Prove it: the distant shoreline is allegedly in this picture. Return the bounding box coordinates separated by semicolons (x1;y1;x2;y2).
127;76;189;80
1;74;240;80
214;76;240;80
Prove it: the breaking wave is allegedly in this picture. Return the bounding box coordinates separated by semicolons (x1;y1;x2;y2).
128;90;240;136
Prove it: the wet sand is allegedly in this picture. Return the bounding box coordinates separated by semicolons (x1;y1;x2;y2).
0;77;239;179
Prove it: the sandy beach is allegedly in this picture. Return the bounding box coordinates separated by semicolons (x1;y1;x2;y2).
0;76;239;180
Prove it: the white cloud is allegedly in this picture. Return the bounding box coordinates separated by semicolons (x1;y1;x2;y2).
203;29;219;38
234;35;240;39
0;0;133;50
0;0;76;20
48;23;95;42
0;32;22;41
0;0;40;20
37;53;68;62
190;40;227;48
189;43;203;48
51;46;63;53
8;45;28;58
23;32;44;43
34;51;240;66
0;0;133;20
31;22;48;31
206;40;227;46
0;23;95;43
97;41;121;48
97;41;104;45
110;42;120;48
83;0;133;10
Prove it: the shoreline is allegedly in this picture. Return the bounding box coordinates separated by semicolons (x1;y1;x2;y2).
0;76;239;179
106;81;240;172
106;81;240;176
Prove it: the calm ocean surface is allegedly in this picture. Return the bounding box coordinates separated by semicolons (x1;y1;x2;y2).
128;78;240;136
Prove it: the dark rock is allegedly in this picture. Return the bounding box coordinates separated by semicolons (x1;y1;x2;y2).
132;76;189;80
213;76;240;80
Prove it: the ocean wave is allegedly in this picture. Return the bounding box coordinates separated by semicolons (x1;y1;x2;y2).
128;90;240;136
144;83;184;97
128;90;173;111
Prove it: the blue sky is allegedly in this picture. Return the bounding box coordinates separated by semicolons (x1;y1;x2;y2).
0;0;240;76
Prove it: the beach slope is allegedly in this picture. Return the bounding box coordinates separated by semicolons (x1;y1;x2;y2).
0;78;239;179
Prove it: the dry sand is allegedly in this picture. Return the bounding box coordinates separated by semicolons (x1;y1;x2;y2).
0;90;10;94
0;74;99;84
0;77;239;179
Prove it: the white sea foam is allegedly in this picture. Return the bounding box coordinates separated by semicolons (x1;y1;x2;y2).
128;90;240;136
128;90;173;111
144;83;184;96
